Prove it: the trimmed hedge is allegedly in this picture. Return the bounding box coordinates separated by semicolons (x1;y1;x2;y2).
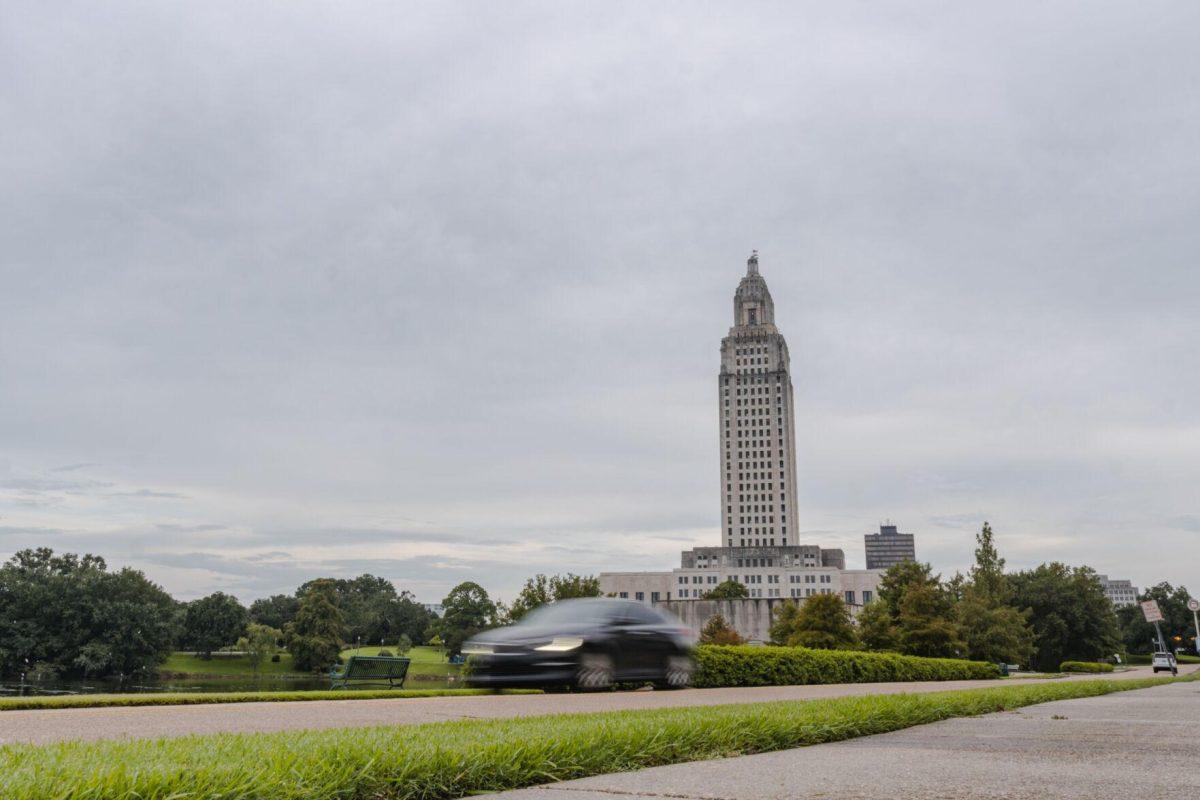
1059;661;1114;673
692;645;999;687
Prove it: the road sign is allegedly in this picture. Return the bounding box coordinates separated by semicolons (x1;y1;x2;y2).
1188;598;1199;612
1141;599;1164;623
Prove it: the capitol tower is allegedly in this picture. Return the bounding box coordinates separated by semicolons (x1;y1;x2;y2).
719;251;800;548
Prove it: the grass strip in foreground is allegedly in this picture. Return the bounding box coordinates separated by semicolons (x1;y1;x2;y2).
0;687;538;712
0;674;1192;800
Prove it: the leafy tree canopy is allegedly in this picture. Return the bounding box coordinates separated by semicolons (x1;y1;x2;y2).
285;579;347;672
958;523;1033;665
703;579;749;600
0;548;176;678
181;592;248;658
770;594;858;650
505;573;600;622
1116;582;1195;654
1009;563;1120;672
248;594;299;631
699;614;744;646
897;582;962;658
855;599;898;652
434;581;496;656
294;574;433;646
877;561;940;620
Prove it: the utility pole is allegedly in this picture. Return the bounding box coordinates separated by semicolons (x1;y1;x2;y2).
1189;598;1200;655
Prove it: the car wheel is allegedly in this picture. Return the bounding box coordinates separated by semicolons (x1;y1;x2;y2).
655;655;694;690
575;652;615;691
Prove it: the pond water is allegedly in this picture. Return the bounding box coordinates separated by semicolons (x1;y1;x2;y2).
0;673;459;696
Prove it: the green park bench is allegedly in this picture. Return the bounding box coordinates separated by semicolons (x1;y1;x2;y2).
329;655;411;689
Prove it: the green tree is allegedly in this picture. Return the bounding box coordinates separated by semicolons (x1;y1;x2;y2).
703;579;749;600
699;614;744;645
877;561;939;619
285;580;347;671
855;599;898;651
969;522;1007;599
248;594;299;630
957;597;1034;665
0;548;177;678
1115;582;1194;654
1009;563;1120;672
236;623;282;676
181;592;249;658
957;522;1034;665
505;573;601;622
295;575;433;647
897;582;962;658
434;581;496;656
770;594;858;649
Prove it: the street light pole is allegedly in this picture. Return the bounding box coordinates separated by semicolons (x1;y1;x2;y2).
1189;598;1200;655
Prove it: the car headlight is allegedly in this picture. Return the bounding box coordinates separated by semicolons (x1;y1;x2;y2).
534;636;584;652
461;644;494;655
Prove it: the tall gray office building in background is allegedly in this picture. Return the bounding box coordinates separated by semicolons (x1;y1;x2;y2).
864;524;916;569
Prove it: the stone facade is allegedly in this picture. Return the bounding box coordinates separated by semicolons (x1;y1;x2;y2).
597;253;882;641
719;251;799;547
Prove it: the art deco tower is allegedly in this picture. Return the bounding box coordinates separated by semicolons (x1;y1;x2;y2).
718;252;800;548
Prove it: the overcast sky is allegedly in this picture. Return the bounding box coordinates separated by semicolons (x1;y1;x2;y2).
2;2;1197;605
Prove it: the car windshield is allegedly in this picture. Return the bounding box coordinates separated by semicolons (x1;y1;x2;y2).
518;601;618;627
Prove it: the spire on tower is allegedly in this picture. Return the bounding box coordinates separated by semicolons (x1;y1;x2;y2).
747;249;759;275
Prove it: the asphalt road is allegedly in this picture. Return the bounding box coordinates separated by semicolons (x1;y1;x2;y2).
483;675;1200;799
0;665;1178;745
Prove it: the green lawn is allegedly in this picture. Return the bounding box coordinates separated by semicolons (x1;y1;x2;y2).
161;646;460;680
0;673;1192;799
339;645;460;676
160;652;305;677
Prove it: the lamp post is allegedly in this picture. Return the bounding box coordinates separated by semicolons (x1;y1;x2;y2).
1188;598;1200;656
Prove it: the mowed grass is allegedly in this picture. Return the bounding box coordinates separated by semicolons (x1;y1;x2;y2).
0;687;535;712
161;651;305;677
339;645;460;677
161;646;459;679
0;674;1192;800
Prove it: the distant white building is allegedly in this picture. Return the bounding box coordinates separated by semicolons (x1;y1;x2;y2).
1097;575;1139;608
422;603;445;617
598;254;882;632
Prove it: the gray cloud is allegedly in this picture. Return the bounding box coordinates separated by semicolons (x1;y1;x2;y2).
2;1;1198;601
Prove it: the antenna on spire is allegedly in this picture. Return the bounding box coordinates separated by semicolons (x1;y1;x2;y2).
747;249;759;275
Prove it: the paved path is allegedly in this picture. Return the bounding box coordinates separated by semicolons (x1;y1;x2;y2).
483;676;1200;799
0;666;1175;745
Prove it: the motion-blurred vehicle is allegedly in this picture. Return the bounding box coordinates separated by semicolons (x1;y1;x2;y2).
1152;651;1178;675
462;598;695;690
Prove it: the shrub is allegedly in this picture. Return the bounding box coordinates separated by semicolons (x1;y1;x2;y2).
1059;661;1115;673
699;614;745;646
692;644;999;687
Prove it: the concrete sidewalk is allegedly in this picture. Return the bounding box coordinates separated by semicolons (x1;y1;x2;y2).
483;678;1200;799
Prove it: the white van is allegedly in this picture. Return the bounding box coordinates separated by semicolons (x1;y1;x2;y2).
1152;651;1178;675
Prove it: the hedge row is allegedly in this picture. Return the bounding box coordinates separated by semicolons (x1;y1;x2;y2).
1059;661;1115;673
692;645;1000;687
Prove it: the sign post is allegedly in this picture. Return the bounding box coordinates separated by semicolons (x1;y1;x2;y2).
1142;600;1169;653
1189;598;1200;656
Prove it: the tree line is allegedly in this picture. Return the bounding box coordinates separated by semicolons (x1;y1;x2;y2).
703;523;1193;672
0;548;438;679
0;547;601;678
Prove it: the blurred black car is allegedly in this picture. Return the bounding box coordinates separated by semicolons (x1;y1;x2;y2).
462;598;696;690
